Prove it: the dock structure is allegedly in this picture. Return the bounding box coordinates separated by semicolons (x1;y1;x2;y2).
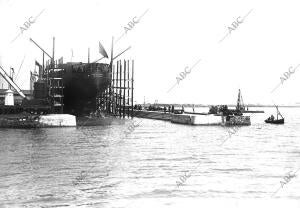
133;110;172;121
132;110;251;126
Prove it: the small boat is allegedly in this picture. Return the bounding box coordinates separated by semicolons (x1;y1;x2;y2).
265;105;284;124
265;118;284;124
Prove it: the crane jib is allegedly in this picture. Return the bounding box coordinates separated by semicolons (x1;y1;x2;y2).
0;66;26;99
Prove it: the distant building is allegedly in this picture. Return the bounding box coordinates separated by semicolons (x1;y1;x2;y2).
0;76;9;89
0;57;9;89
0;89;33;105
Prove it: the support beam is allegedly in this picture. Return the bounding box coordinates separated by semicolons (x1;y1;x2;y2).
123;60;126;118
30;38;52;59
113;46;131;61
0;65;26;98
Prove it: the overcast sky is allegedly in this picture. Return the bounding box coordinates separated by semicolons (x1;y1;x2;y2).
0;0;299;105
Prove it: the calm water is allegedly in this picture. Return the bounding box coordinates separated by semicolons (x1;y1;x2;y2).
0;107;300;207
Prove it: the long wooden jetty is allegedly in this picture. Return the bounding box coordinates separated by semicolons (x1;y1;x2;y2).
242;110;264;113
133;110;251;126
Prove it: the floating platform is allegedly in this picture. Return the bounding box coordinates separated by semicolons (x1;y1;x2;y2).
183;111;209;115
172;114;250;126
171;113;222;125
133;110;251;126
242;110;264;113
133;110;172;121
0;113;76;128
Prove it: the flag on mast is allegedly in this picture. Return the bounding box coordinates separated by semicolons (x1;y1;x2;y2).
99;41;108;58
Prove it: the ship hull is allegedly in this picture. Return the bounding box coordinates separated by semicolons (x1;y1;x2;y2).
47;62;111;116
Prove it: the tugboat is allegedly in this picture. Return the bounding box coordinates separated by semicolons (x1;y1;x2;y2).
265;105;284;124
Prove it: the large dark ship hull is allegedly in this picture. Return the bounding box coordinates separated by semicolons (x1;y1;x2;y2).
46;62;111;116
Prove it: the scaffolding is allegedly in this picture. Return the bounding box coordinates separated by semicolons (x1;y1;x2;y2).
98;59;134;118
47;62;64;114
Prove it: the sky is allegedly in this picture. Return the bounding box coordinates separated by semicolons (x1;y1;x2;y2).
0;0;299;105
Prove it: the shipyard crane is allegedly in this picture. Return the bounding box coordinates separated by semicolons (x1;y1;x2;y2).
0;65;26;98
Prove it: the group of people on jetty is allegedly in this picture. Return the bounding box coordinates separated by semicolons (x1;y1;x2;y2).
133;104;185;114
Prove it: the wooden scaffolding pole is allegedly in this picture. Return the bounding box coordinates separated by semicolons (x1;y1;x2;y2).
131;60;134;117
116;60;119;116
112;65;115;115
119;60;122;117
127;60;130;118
123;60;126;118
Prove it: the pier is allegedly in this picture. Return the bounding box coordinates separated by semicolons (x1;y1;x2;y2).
132;110;251;126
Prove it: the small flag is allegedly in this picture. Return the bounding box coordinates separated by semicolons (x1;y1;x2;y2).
99;41;108;58
35;60;41;67
30;71;35;82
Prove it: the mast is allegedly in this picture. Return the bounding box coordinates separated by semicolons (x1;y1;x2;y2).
88;48;90;64
42;52;45;78
274;104;283;119
110;37;114;70
52;37;55;67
